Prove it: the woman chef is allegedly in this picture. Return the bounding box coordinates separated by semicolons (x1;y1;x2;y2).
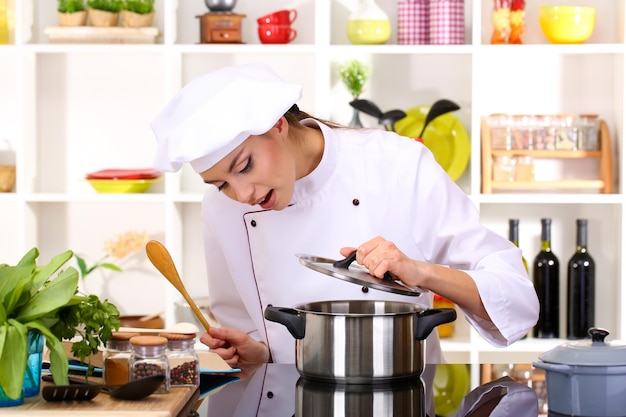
150;62;539;368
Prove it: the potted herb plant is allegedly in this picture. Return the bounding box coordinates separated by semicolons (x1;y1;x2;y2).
57;0;87;27
338;59;370;128
0;248;120;405
87;0;124;27
121;0;155;28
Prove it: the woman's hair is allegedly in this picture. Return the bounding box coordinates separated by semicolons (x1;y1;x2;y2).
284;104;345;129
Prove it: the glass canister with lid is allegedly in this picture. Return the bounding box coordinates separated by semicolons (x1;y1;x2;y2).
577;114;600;151
487;113;512;150
161;332;200;387
103;331;140;387
510;114;534;149
129;335;170;394
554;113;578;150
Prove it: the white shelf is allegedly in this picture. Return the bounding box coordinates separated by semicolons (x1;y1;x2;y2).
0;0;624;363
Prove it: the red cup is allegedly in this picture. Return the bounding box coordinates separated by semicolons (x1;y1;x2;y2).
258;25;297;44
256;9;298;26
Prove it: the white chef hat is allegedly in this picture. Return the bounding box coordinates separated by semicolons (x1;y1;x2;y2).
150;62;302;173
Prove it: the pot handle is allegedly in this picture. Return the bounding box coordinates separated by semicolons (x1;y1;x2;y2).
414;308;457;340
264;304;306;339
531;361;572;375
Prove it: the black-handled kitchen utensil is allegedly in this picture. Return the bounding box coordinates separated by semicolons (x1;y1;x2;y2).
349;99;407;132
41;375;102;401
42;374;165;401
416;99;460;140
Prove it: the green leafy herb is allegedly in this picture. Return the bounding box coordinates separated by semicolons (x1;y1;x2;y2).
123;0;155;14
87;0;124;13
0;248;120;400
338;60;370;99
57;0;86;13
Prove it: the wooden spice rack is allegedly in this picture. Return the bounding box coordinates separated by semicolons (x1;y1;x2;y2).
481;118;613;194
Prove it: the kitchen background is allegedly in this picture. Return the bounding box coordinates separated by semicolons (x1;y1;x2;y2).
0;0;623;389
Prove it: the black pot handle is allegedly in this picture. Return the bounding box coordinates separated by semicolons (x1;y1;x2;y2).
414;308;457;340
264;305;306;339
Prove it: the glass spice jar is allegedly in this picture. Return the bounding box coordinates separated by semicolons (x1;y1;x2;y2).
129;335;170;394
162;332;200;387
514;155;535;181
510;114;534;150
533;114;556;150
577;114;600;151
492;155;516;182
487;113;512;150
103;332;140;387
555;113;578;150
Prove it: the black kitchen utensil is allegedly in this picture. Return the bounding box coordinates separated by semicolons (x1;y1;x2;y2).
297;252;424;296
42;374;165;401
416;99;461;140
41;375;102;401
349;99;407;132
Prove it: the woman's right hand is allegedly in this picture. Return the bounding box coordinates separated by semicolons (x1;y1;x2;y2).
199;326;271;367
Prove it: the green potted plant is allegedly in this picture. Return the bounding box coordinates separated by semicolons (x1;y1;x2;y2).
0;248;120;405
338;59;370;128
57;0;87;27
121;0;156;27
87;0;124;27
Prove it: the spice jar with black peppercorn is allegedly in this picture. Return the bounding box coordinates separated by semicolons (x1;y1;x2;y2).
162;332;200;387
129;335;170;394
103;331;140;387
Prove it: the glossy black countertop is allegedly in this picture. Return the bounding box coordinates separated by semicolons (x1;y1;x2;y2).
200;363;542;417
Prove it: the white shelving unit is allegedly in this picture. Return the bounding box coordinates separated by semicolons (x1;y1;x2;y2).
0;0;624;369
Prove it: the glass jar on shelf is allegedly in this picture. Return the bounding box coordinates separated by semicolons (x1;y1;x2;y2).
511;114;534;149
577;114;600;151
554;113;578;150
492;155;516;182
514;155;535;182
129;335;170;394
533;114;556;150
487;113;512;150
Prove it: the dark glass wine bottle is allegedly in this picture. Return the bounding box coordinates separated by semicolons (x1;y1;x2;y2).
509;219;528;272
533;218;560;338
567;219;595;339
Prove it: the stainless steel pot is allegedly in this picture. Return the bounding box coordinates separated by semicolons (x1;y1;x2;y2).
265;300;456;383
532;328;626;417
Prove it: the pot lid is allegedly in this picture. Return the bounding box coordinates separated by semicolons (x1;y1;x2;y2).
296;251;425;297
538;328;626;366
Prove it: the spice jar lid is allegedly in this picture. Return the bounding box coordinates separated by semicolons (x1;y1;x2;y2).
130;335;168;347
160;332;196;340
111;332;141;340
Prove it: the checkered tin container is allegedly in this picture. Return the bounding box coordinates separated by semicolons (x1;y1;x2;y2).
429;0;465;44
397;0;429;45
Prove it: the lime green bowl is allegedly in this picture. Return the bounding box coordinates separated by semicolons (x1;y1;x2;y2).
87;179;158;193
539;6;596;44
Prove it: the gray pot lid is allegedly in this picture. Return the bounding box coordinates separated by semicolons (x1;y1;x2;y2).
538;328;626;366
296;252;426;297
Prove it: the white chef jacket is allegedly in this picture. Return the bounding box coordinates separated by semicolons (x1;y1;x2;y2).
201;119;539;364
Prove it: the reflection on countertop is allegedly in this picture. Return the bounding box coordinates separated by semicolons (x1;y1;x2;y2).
200;363;544;417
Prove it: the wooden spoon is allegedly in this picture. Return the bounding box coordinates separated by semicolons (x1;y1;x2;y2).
145;240;212;331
